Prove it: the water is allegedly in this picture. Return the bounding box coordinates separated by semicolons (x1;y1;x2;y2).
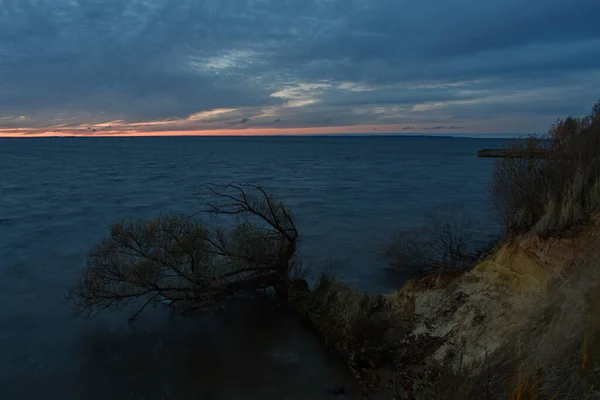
0;136;503;399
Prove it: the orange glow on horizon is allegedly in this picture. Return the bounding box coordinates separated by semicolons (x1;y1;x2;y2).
0;123;457;137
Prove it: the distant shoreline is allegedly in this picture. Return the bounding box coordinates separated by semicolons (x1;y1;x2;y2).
0;133;521;139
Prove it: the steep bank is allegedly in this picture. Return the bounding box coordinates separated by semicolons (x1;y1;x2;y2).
399;227;596;367
294;220;600;398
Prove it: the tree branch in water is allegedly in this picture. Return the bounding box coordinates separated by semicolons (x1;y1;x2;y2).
69;183;299;320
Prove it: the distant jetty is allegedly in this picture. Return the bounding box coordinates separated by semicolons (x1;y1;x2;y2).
477;148;552;158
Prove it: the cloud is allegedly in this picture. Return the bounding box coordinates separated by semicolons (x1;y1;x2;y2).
225;117;251;126
1;0;599;135
429;126;463;130
308;118;331;125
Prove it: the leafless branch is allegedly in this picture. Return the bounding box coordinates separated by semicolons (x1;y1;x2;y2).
382;203;477;275
69;182;301;320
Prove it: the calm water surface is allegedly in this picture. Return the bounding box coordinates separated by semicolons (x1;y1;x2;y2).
0;136;503;399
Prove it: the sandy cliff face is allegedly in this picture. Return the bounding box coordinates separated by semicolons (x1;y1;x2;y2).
294;221;600;398
390;227;598;373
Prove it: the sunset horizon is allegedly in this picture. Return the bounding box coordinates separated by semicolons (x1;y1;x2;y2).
0;123;524;138
1;1;598;138
2;1;600;398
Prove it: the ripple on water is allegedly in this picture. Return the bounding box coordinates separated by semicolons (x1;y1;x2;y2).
0;136;504;399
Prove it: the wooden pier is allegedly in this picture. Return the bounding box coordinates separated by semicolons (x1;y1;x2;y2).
477;148;552;158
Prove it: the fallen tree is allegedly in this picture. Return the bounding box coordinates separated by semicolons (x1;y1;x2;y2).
69;183;302;321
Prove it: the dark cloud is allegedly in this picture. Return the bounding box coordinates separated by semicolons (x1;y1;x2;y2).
225;117;251;125
1;0;599;134
308;118;331;125
429;126;463;130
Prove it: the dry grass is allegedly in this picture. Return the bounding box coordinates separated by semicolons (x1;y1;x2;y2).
291;271;403;364
492;101;600;236
288;270;439;397
508;369;540;400
513;246;600;398
446;230;600;400
291;231;600;399
376;226;600;400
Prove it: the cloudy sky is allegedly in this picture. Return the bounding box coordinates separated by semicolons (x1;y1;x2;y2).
1;0;599;136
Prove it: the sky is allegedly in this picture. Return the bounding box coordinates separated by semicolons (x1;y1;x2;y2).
0;0;599;137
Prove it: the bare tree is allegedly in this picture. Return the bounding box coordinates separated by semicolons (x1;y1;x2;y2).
491;100;600;235
69;183;300;321
382;203;476;275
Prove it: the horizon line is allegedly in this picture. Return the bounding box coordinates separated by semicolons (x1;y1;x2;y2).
0;132;527;139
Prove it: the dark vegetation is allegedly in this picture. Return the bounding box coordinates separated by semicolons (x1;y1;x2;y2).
69;183;304;321
477;141;552;158
492;101;600;235
381;203;480;276
70;101;600;399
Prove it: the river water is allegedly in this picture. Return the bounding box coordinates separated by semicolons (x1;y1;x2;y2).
0;136;502;399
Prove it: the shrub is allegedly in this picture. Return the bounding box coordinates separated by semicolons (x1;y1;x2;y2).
382;203;477;275
69;183;300;321
492;100;600;235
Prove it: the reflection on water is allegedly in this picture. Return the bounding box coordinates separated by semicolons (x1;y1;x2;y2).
76;300;359;399
0;136;503;399
4;298;359;399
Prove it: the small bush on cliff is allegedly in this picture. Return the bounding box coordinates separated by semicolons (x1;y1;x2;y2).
291;271;398;362
492;100;600;235
382;203;478;275
289;270;416;395
69;183;301;321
